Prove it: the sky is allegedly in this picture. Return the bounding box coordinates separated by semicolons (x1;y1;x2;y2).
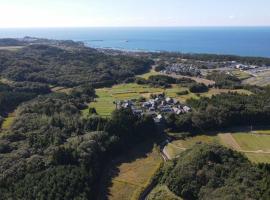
0;0;269;27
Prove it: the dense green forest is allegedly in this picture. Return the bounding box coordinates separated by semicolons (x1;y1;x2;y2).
0;44;152;87
166;87;270;134
0;82;50;125
0;41;157;199
136;74;196;88
0;86;157;199
154;144;270;200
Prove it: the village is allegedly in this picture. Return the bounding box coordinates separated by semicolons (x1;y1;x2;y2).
159;59;270;78
160;63;202;77
116;94;191;123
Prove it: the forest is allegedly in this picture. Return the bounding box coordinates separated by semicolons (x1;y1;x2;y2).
166;87;270;134
0;44;152;87
153;144;270;200
0;85;157;199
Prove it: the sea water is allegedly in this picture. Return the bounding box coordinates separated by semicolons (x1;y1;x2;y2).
0;27;270;57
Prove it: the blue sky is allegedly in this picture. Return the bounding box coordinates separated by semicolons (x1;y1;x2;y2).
0;0;269;27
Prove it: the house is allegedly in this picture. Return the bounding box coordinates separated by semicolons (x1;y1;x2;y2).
183;106;191;112
154;114;164;124
166;97;173;103
173;107;182;115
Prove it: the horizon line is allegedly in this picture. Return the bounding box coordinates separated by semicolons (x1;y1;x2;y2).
0;25;270;29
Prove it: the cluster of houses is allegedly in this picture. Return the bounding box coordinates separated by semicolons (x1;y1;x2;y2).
116;94;192;124
161;63;202;77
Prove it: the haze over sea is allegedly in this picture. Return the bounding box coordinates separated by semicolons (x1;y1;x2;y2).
0;27;270;57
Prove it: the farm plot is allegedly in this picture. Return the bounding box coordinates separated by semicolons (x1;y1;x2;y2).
107;143;163;200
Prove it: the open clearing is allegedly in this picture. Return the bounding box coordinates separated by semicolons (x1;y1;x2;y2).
107;142;163;200
137;69;160;79
1;112;16;131
166;131;270;163
231;70;253;80
0;46;23;51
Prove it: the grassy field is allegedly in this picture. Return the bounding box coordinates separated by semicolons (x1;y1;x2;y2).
165;131;270;163
107;142;163;200
245;153;270;163
231;70;252;80
232;133;270;152
1;112;16;131
137;69;160;79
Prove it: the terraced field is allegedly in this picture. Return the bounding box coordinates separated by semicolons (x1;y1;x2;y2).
106;143;163;200
165;131;270;163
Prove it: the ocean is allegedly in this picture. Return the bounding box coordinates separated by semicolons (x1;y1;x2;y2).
0;27;270;57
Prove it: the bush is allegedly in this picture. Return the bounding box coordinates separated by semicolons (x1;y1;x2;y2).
88;107;97;115
189;83;209;93
177;90;189;95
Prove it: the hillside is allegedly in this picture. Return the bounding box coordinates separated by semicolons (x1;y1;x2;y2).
152;144;270;200
0;38;270;200
0;39;152;87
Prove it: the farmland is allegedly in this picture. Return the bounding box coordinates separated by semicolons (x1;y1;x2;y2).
165;130;270;163
230;70;253;80
232;133;270;152
104;142;163;200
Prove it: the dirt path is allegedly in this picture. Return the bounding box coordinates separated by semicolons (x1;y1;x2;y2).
240;150;270;154
161;147;171;161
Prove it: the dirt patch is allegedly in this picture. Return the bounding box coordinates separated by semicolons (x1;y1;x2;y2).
218;133;241;150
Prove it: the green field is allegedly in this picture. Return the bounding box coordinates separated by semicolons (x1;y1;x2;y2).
245;153;270;163
231;70;252;80
1;112;16;131
137;69;160;79
165;131;270;163
232;133;270;152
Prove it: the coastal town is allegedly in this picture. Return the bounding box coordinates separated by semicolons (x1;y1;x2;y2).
155;58;270;79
